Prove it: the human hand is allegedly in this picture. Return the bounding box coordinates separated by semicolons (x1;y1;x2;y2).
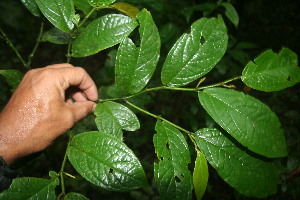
0;64;98;164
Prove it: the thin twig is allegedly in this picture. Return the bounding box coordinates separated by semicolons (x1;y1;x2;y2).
27;22;44;68
0;27;28;69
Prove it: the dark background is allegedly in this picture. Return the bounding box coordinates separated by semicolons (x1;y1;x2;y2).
1;0;300;199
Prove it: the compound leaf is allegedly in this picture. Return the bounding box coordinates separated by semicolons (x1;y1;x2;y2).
154;120;193;200
72;14;138;57
242;48;300;92
198;88;287;158
64;192;89;200
21;0;41;17
88;0;116;7
193;150;208;200
0;69;24;92
94;101;140;139
115;9;160;94
195;128;279;198
35;0;75;32
220;2;239;28
161;16;227;87
67;131;148;191
0;173;59;200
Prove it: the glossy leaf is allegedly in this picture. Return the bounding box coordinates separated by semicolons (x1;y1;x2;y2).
73;0;92;14
94;101;140;139
64;192;89;200
195;128;279;198
35;0;75;32
21;0;41;17
109;2;140;18
72;14;138;57
0;69;24;92
0;172;59;200
220;2;239;28
67;131;148;191
42;28;70;44
154;120;193;200
115;9;160;94
198;88;287;158
161;16;227;87
242;48;300;92
88;0;116;7
193;150;208;200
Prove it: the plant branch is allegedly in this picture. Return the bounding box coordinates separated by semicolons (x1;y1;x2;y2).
0;27;28;69
59;135;72;197
98;76;242;102
66;37;72;63
77;7;97;30
125;100;194;136
27;22;44;68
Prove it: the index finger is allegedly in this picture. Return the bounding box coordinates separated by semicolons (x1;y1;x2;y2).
58;67;98;101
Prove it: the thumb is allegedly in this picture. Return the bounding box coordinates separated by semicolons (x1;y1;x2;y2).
67;101;96;122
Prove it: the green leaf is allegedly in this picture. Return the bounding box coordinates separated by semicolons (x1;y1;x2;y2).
198;88;287;158
0;69;24;92
72;14;138;57
242;48;300;92
193;150;208;200
0;174;59;200
195;128;279;198
42;27;70;44
220;2;239;28
64;192;89;200
94;101;140;139
154;120;193;200
67;131;148;191
73;0;92;14
88;0;116;7
21;0;41;17
109;2;140;18
35;0;75;32
115;9;161;94
161;16;228;87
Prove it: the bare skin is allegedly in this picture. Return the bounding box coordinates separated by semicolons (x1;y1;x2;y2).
0;64;98;165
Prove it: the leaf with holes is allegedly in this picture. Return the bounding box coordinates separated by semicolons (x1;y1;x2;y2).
35;0;75;32
154;120;193;200
0;69;24;92
195;128;279;198
67;131;148;191
0;172;59;200
88;0;116;7
161;15;227;87
198;88;287;158
109;2;140;18
193;150;208;200
115;9;161;94
220;2;239;28
94;101;140;139
64;192;89;200
242;48;300;92
72;14;138;57
21;0;41;17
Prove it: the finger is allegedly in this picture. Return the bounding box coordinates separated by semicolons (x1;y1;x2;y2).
71;91;88;102
44;63;74;69
66;97;74;104
67;101;96;122
59;67;98;101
